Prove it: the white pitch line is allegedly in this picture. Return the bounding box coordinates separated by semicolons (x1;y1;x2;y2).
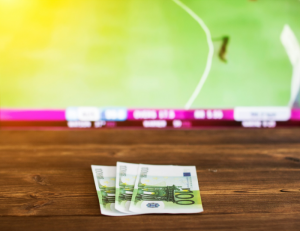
173;0;214;109
280;24;300;107
289;58;300;107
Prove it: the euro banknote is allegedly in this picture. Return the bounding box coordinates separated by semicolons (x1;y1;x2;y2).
91;165;129;216
129;164;203;214
115;162;140;214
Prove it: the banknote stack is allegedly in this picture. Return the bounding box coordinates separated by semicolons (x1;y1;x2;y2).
91;162;203;216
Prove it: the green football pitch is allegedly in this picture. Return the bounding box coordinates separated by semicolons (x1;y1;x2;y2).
0;0;300;108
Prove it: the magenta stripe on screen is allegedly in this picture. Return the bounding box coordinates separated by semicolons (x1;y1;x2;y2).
0;109;65;121
290;109;300;121
1;108;299;121
127;109;234;120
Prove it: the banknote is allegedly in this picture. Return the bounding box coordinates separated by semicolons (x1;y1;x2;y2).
115;162;140;214
129;164;203;214
91;165;128;216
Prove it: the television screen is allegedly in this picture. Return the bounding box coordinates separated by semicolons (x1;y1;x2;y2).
1;0;300;129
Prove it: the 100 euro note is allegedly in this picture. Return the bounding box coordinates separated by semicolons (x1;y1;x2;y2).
91;165;129;216
115;162;141;214
129;164;203;214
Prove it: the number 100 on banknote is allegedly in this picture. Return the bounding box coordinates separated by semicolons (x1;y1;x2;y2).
129;165;203;214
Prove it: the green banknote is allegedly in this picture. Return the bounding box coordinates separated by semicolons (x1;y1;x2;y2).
115;162;140;214
91;165;129;216
129;164;203;214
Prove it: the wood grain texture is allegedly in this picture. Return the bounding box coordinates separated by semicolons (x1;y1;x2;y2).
0;129;299;230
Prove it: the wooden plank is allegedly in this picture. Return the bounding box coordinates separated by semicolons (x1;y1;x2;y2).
0;214;300;231
0;144;299;170
0;169;300;216
1;129;300;145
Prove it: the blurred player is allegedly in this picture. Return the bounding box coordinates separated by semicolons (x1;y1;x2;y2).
214;36;230;63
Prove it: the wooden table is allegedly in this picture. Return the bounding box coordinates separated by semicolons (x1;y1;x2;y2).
0;129;299;230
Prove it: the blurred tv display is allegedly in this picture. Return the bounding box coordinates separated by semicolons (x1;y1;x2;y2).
0;0;300;129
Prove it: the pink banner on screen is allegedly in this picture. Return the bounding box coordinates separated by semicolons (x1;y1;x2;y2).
0;109;65;121
290;109;300;121
1;108;300;121
127;109;234;120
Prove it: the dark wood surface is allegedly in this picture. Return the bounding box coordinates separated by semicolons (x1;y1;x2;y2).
0;129;299;231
